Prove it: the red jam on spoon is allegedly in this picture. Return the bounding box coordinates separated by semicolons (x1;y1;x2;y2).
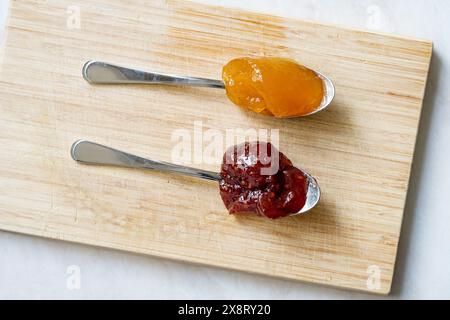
219;141;308;219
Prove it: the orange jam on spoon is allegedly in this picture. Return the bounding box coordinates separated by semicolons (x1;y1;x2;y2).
222;57;324;118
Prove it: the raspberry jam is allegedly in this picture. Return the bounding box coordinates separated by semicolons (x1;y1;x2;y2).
219;142;308;219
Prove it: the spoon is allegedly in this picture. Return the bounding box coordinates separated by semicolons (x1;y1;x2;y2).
82;60;335;117
70;140;321;216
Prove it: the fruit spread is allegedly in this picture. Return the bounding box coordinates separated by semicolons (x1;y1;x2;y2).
219;141;308;219
222;57;324;118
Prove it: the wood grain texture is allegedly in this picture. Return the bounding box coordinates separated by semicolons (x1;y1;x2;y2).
0;0;432;294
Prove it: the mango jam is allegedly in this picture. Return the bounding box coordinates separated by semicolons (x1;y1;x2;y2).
222;57;324;118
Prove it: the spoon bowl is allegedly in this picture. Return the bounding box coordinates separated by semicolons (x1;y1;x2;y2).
296;170;321;216
308;71;335;117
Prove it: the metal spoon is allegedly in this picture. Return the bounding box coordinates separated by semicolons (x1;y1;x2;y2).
82;60;335;117
70;140;321;216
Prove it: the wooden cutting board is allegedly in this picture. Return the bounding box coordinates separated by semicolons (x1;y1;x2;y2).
0;0;432;294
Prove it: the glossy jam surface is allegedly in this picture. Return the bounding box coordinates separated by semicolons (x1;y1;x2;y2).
219;142;308;219
222;57;324;118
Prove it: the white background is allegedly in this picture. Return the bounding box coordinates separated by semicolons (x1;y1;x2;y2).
0;0;449;299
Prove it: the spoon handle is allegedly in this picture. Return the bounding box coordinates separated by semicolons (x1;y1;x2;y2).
71;140;221;181
82;60;225;89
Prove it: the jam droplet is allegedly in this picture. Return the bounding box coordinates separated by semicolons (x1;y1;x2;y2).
222;57;324;118
219;141;308;219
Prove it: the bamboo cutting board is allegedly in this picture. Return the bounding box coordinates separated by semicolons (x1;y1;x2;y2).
0;0;432;294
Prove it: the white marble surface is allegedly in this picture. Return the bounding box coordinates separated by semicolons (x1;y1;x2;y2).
0;0;449;299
